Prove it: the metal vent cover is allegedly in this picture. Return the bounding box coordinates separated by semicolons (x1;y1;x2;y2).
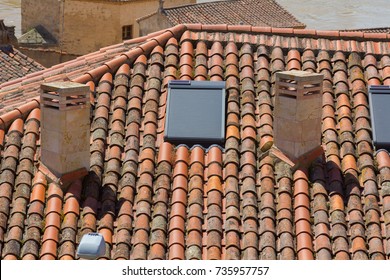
164;80;226;147
368;85;390;151
77;232;105;259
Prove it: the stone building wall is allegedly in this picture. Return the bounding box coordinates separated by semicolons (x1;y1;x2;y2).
22;0;196;56
22;0;62;40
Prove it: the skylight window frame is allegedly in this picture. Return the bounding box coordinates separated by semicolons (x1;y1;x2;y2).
368;85;390;151
164;80;226;147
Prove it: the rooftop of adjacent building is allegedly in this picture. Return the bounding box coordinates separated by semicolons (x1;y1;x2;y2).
0;19;45;85
137;0;305;28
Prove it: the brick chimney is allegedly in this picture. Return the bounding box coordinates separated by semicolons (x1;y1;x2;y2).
40;82;90;178
273;70;324;163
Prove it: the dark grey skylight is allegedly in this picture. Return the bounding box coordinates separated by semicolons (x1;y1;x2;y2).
164;80;226;147
369;85;390;151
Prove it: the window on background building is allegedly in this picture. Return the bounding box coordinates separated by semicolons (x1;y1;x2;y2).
122;25;133;40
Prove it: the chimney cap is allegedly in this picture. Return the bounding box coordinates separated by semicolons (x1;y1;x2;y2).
41;81;90;94
276;70;323;82
41;81;90;110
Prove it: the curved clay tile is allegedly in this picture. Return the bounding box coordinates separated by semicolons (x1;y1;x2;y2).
186;148;204;260
2;24;390;261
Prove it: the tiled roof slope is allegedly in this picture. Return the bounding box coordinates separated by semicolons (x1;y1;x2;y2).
0;24;390;260
0;45;45;85
0;37;145;114
146;0;305;28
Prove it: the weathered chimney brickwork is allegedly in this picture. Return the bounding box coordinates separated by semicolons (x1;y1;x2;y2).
274;70;324;161
40;82;90;177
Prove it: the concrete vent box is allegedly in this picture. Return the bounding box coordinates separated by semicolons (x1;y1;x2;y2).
274;70;324;161
40;82;90;177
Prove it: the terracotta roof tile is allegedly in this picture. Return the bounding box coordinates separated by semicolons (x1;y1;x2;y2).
1;23;390;260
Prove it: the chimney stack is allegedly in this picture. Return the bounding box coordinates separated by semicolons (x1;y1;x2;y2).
0;20;17;46
158;0;165;13
0;20;8;44
40;82;90;178
273;70;323;162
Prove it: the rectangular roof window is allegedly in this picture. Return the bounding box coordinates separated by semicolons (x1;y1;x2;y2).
164;80;226;147
369;85;390;151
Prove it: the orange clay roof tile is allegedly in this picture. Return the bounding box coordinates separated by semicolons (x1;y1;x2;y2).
0;23;389;260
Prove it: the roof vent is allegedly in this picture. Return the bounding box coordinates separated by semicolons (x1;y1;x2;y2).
369;85;390;151
40;82;90;178
273;70;324;163
77;233;105;260
164;80;226;147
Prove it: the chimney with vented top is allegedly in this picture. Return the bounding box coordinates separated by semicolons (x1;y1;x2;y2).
40;82;90;178
273;70;323;162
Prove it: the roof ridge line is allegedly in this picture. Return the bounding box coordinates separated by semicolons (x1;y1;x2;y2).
183;24;390;41
72;24;187;84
